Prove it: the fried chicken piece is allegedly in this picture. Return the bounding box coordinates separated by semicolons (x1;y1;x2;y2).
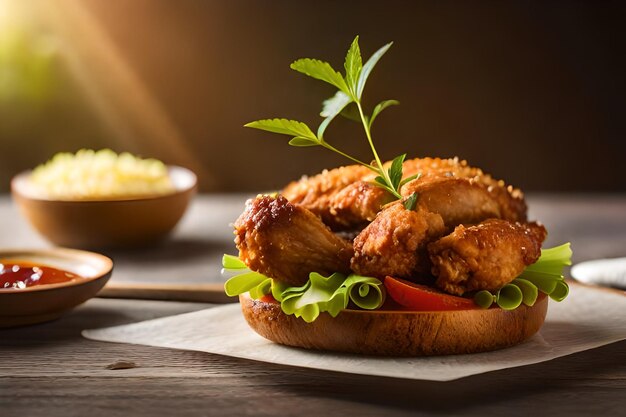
350;177;508;278
326;181;391;230
281;165;372;228
402;177;502;229
401;157;527;222
428;219;547;295
234;195;353;287
282;157;527;231
351;202;446;278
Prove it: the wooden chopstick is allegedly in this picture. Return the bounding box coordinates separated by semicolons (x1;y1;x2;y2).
97;282;235;304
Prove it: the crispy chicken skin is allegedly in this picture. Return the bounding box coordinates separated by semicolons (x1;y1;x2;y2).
327;181;391;229
351;177;506;278
400;157;527;222
281;165;372;228
282;157;527;230
402;177;502;229
429;219;547;295
351;202;446;278
234;195;353;287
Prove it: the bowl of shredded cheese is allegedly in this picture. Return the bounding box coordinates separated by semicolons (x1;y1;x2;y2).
11;149;197;249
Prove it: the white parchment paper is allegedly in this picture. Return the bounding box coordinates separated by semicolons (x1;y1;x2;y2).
83;283;626;381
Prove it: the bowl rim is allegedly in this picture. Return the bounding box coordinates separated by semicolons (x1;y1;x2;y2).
0;247;113;294
10;165;197;203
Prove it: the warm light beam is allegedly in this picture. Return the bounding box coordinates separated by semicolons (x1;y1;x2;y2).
36;0;213;188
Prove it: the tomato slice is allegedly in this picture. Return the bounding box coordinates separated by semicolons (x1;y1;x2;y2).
258;293;278;304
384;276;478;311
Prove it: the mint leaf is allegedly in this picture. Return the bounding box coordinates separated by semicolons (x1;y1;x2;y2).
388;153;406;189
289;137;319;147
356;41;393;99
340;102;361;122
344;36;362;96
369;99;399;128
403;192;419;210
399;173;420;187
318;91;352;139
321;91;353;118
290;59;349;94
374;176;387;186
249;37;406;203
244;119;318;141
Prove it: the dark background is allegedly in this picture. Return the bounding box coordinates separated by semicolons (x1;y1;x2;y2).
0;0;624;192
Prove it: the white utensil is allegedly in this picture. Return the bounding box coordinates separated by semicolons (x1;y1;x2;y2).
571;257;626;289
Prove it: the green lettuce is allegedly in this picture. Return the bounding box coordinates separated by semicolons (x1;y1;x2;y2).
222;255;385;323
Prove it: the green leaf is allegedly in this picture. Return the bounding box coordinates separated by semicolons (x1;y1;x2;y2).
343;274;385;310
278;272;385;322
374;176;387;186
289;137;319;147
281;272;348;322
369;99;399;128
222;254;247;269
512;278;539;306
224;271;270;297
290;58;349;94
474;290;496;309
403;192;419;210
344;36;362;96
388;153;406;189
518;272;558;294
318;91;353;139
356;41;393;99
271;280;289;302
321;91;352;118
340;102;361;122
534;243;572;264
518;242;572;296
399;173;420;187
249;278;272;299
245;119;317;141
496;283;523;310
549;280;569;302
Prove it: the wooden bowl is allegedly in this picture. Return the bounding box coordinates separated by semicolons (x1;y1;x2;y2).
0;248;113;327
11;166;196;249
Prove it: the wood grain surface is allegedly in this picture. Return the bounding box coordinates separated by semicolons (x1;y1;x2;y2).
1;194;625;417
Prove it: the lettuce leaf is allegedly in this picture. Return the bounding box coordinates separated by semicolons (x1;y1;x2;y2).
222;257;385;322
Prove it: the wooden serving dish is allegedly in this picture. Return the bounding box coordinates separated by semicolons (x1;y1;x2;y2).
0;248;113;327
10;166;196;249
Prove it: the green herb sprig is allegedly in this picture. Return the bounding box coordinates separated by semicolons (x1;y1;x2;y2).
245;36;418;208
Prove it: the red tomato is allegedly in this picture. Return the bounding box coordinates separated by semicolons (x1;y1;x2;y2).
258;293;278;304
384;276;478;311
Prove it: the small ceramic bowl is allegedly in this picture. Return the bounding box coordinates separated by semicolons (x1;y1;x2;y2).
11;166;197;249
0;248;113;327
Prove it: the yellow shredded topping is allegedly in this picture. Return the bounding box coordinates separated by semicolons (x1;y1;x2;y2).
29;149;175;200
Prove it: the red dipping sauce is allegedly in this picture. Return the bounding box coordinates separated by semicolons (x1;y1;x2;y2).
0;261;82;290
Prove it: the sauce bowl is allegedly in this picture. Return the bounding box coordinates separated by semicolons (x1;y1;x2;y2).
0;248;113;327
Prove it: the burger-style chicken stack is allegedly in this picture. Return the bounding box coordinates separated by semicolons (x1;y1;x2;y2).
234;157;546;297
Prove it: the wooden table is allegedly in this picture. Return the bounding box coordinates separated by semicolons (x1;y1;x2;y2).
1;194;625;416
